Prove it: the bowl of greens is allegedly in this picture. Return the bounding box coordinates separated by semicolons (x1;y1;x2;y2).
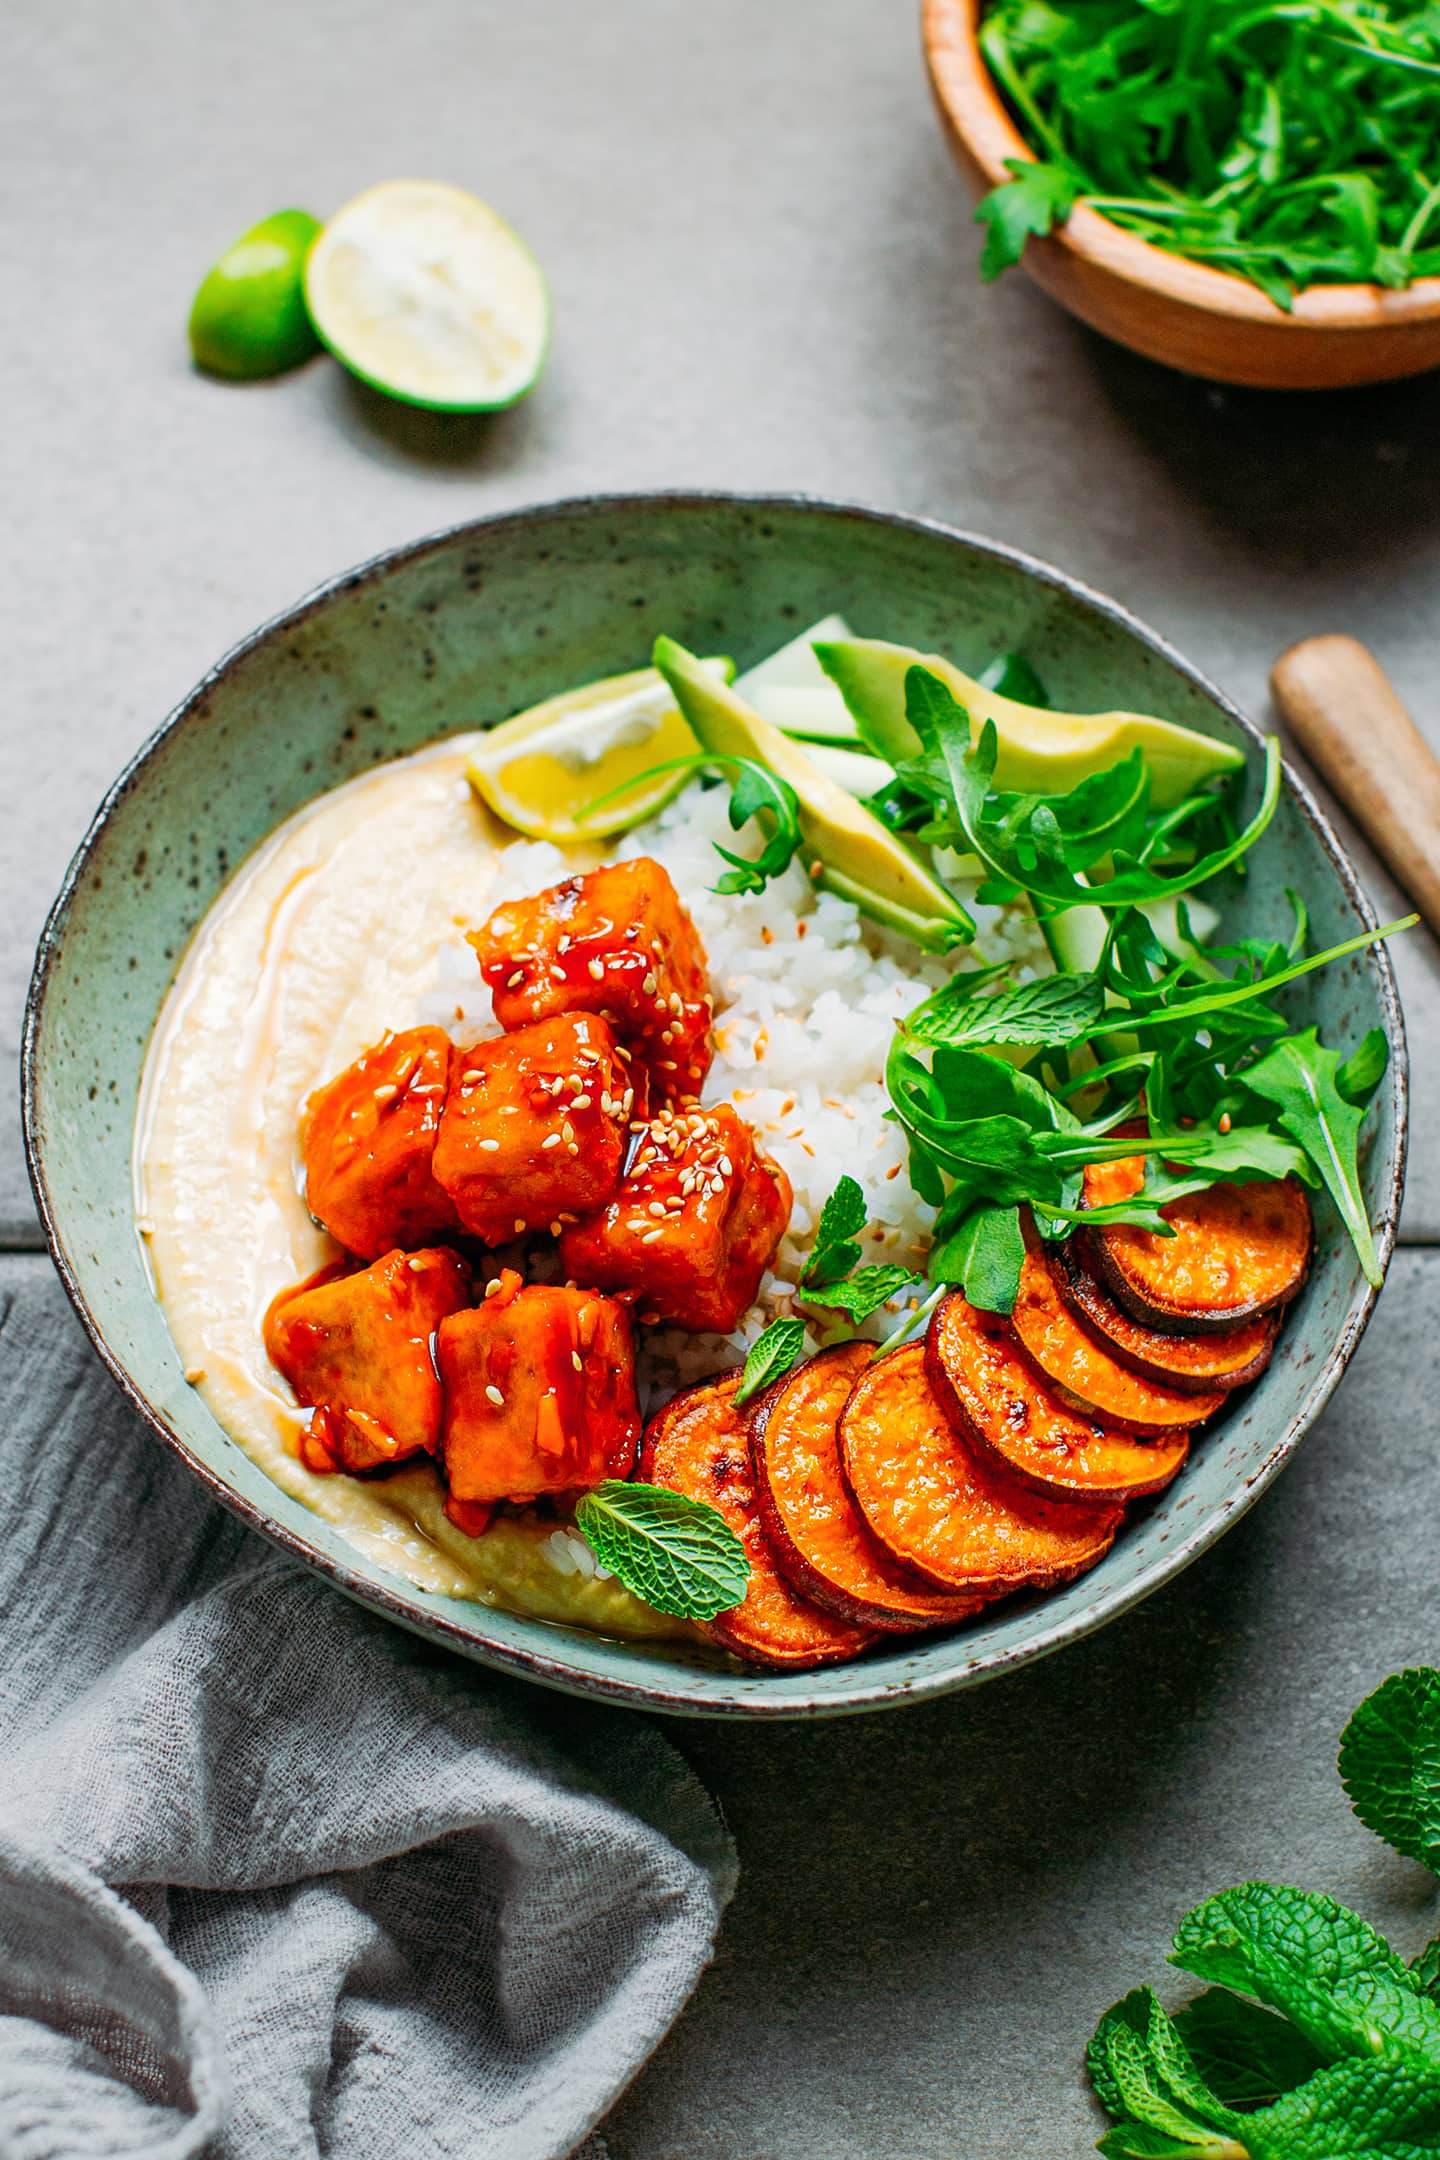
25;493;1407;1715
926;0;1440;388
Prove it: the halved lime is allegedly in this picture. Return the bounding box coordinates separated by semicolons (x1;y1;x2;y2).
189;209;322;380
304;180;550;412
467;665;729;842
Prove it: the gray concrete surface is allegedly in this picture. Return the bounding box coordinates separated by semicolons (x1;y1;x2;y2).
5;2;1439;2153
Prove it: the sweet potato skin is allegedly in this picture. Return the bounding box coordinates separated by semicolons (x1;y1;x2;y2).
642;1371;877;1669
926;1293;1189;1504
1081;1149;1313;1334
1054;1238;1278;1394
1011;1243;1223;1432
838;1343;1120;1595
751;1342;987;1632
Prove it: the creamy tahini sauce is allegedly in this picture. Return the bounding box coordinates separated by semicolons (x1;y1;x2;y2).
135;736;682;1640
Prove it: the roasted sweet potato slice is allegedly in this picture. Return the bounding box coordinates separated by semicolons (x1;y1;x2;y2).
838;1344;1120;1595
926;1293;1189;1504
751;1342;986;1632
641;1371;876;1670
1010;1242;1223;1432
1081;1148;1312;1334
1054;1239;1278;1395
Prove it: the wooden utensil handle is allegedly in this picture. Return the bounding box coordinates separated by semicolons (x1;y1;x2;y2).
1271;634;1440;939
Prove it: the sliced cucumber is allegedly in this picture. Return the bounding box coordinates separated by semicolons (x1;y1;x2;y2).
736;614;860;743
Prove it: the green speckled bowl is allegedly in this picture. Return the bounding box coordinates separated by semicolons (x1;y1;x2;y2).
23;494;1407;1718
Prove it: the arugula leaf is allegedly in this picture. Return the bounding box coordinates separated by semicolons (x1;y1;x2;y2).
975;156;1080;278
584;750;802;897
800;1264;919;1323
1172;1990;1323;2112
1241;1030;1386;1289
1169;1882;1440;2076
978;649;1049;705
575;1480;748;1619
733;1317;806;1407
1339;1668;1440;1873
1339;1027;1391;1108
903;969;1105;1049
930;1201;1026;1314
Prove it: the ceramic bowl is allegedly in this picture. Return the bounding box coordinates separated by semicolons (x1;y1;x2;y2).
23;493;1406;1717
924;0;1440;391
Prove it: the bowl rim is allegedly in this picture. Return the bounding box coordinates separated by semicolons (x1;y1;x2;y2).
923;0;1440;333
22;488;1409;1719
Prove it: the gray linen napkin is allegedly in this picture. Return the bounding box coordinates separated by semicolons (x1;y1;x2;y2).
0;1270;735;2160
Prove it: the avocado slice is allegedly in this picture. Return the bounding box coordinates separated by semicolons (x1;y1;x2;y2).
815;638;1245;809
652;635;971;951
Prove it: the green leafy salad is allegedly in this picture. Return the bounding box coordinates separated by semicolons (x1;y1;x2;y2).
628;622;1408;1417
1088;1666;1440;2155
973;0;1440;309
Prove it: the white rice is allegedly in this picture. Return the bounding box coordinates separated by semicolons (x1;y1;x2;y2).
416;779;1048;1415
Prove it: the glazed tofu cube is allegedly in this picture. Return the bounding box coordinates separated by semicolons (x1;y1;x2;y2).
303;1026;458;1261
437;1274;641;1505
264;1246;471;1474
469;857;712;1102
431;1012;635;1245
559;1104;792;1332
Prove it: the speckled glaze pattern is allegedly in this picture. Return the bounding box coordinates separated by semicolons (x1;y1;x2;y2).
22;495;1407;1718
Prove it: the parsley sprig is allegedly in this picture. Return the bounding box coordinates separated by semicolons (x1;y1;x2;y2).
975;0;1440;309
1087;1668;1440;2157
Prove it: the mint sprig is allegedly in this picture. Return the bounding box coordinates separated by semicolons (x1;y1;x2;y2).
733;1317;805;1407
1087;1669;1440;2156
574;1480;748;1620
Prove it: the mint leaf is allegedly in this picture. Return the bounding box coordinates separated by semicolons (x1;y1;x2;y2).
903;969;1105;1049
1087;1989;1240;2147
800;1176;868;1288
1170;1882;1440;2076
1242;1029;1384;1288
1339;1668;1440;1872
799;1264;917;1323
1243;2055;1440;2157
733;1317;806;1407
575;1480;749;1620
931;1201;1025;1313
1172;1989;1323;2110
975;157;1080;278
1411;1940;1440;2000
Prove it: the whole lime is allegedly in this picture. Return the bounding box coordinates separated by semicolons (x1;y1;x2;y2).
188;209;323;380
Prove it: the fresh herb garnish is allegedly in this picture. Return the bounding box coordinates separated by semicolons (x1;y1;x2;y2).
585;750;803;896
975;0;1440;308
575;1480;749;1619
1242;1029;1390;1288
733;1317;807;1406
792;1176;921;1324
1086;1668;1440;2157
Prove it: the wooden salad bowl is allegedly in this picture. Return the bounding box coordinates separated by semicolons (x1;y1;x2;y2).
923;0;1440;390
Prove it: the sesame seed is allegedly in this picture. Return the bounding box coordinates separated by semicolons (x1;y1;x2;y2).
648;1201;667;1218
551;1221;563;1235
507;970;525;987
562;1121;575;1142
718;1155;733;1176
485;1385;505;1407
479;1138;501;1152
407;1256;426;1271
184;1365;206;1384
483;1278;502;1298
567;1142;580;1155
572;1351;583;1372
542;1132;562;1149
587;958;605;980
642;971;658;995
514;1217;527;1234
549;965;566;982
373;1083;397;1101
642;1228;664;1243
571;1093;591;1111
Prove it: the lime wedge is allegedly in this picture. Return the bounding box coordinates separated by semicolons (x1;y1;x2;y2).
467;664;729;842
304;180;549;412
189;209;322;380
